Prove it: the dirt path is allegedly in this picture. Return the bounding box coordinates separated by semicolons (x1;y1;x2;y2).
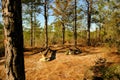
24;47;120;80
0;47;120;80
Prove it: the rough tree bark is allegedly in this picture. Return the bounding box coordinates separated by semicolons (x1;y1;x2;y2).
2;0;25;79
44;0;48;48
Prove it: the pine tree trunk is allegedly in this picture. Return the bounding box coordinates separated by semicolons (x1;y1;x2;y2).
33;13;36;47
99;26;101;42
87;8;91;46
74;0;77;47
30;3;33;47
2;0;25;80
62;23;65;45
86;0;92;46
44;0;48;48
87;26;91;46
96;27;98;40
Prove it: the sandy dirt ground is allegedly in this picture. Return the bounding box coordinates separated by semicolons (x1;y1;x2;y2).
0;46;120;80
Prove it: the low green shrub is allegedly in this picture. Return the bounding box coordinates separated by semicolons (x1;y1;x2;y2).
104;64;120;80
91;58;120;80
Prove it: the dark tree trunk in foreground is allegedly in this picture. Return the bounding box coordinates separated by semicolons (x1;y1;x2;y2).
74;0;77;47
2;0;25;79
44;0;48;48
86;0;92;46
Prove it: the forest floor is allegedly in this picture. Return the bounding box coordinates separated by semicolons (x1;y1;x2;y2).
0;44;120;80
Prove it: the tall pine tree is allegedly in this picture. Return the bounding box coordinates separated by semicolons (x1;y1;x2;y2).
2;0;25;79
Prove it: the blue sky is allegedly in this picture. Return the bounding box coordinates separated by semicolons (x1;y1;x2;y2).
37;14;55;27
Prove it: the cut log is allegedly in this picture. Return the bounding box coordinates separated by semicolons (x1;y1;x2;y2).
40;47;57;61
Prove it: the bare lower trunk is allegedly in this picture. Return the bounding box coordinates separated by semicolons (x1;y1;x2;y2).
2;0;25;79
96;27;98;40
99;26;101;42
62;23;65;45
87;9;91;46
30;13;33;47
44;0;48;48
30;3;33;48
86;0;92;46
87;26;91;46
33;13;36;47
74;0;77;47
